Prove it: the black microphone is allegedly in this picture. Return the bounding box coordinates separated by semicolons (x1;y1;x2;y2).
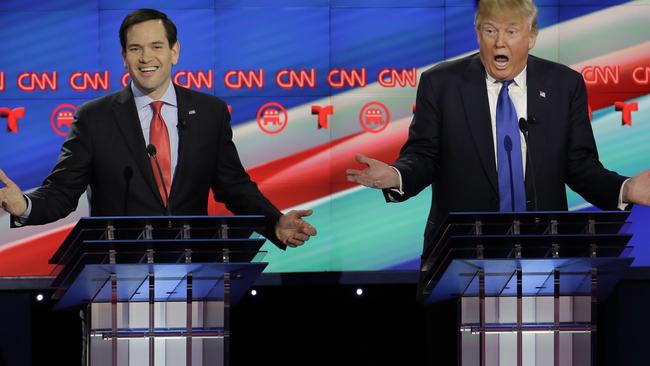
519;117;539;211
504;135;515;212
177;118;186;130
146;144;171;216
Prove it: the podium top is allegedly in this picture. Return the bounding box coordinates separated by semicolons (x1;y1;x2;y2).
433;211;629;231
50;215;267;264
419;211;634;303
424;211;630;260
48;216;270;302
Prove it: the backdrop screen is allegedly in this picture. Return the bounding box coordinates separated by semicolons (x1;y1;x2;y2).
1;0;648;277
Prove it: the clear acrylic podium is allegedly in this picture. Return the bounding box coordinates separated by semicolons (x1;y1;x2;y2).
419;211;634;366
49;216;269;366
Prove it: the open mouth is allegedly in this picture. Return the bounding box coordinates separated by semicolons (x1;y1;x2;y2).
494;55;509;69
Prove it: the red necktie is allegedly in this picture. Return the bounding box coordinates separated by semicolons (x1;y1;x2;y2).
149;101;171;206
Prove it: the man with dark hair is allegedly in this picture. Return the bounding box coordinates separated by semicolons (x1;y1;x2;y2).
119;8;177;51
0;8;316;249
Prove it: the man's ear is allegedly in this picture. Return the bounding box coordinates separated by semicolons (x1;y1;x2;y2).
528;30;538;50
171;41;180;65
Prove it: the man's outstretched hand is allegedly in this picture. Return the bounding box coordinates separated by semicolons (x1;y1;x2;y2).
0;169;27;216
346;154;399;189
275;209;317;248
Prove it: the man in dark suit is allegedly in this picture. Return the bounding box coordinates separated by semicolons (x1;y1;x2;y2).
347;0;650;239
347;0;649;363
0;9;316;249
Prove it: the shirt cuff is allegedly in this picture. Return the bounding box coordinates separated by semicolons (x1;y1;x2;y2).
618;178;631;210
13;195;31;227
386;166;405;202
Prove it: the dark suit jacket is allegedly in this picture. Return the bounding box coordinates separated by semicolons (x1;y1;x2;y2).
19;84;285;248
385;53;627;244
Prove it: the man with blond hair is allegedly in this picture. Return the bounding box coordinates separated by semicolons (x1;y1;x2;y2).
348;0;649;238
346;0;649;362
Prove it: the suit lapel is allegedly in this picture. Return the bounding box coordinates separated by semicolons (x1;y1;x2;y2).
525;56;549;132
461;54;498;195
169;85;195;200
524;56;547;207
111;87;163;206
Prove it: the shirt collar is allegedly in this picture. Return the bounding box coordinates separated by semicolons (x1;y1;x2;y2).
131;81;178;111
485;66;527;89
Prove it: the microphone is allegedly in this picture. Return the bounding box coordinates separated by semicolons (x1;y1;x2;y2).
504;135;515;212
177;118;186;130
146;144;171;216
519;117;539;211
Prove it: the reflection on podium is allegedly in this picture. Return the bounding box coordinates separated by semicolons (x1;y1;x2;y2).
419;211;634;365
49;216;268;366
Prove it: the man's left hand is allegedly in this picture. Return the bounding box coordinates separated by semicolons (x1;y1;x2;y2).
275;209;317;248
624;169;650;206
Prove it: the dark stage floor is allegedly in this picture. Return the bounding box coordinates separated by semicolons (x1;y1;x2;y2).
2;272;650;365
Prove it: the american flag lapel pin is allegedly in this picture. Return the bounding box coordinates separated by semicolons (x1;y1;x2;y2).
539;90;546;98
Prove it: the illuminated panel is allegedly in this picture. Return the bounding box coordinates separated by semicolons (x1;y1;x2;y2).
331;7;444;93
0;0;96;11
214;8;330;100
0;0;649;278
0;11;100;99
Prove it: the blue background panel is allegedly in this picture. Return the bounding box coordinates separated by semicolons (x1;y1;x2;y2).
99;0;216;9
331;8;445;91
0;11;100;99
214;8;330;97
0;0;98;11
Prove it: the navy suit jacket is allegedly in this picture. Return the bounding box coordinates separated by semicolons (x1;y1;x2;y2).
385;53;627;244
18;84;285;248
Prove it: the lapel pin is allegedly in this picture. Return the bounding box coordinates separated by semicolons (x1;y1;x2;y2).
539;91;546;98
189;110;196;115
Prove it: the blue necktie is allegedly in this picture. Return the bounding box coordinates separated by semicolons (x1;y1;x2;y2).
496;80;526;212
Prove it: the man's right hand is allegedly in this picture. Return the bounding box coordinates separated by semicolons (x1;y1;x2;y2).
346;154;400;189
0;169;27;216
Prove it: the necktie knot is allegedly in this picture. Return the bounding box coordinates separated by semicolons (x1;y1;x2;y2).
150;100;164;115
499;80;513;95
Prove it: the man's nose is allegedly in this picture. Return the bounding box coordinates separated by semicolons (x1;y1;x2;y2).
139;48;152;63
495;31;506;47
